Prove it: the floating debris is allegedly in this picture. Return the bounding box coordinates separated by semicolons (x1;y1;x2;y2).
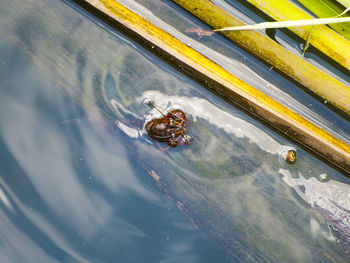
319;173;328;181
280;148;297;164
185;27;215;39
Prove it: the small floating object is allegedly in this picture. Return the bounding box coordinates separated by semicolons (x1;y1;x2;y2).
319;173;328;181
145;102;190;147
281;148;297;165
285;149;296;164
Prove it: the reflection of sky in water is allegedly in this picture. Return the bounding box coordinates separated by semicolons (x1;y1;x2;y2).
280;169;350;211
1;0;350;261
0;93;211;260
0;38;227;262
0;102;155;237
280;169;350;251
114;90;350;259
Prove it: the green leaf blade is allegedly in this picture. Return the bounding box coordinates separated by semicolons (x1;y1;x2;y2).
296;0;350;40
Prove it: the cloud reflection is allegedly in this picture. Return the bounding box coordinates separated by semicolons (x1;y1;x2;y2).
0;99;113;235
0;93;159;248
279;169;350;251
0;185;13;212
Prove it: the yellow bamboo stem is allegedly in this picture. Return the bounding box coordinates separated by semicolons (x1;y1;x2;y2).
172;0;350;116
245;0;350;69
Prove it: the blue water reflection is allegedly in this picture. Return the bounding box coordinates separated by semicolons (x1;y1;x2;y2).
0;38;227;262
0;0;350;262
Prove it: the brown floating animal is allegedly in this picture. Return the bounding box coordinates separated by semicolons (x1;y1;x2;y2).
145;102;189;147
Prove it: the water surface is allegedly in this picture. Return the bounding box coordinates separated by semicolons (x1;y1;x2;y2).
0;0;349;262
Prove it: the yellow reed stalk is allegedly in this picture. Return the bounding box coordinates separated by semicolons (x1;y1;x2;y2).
172;0;350;117
245;0;350;69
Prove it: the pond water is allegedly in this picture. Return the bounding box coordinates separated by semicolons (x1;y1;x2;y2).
0;0;349;262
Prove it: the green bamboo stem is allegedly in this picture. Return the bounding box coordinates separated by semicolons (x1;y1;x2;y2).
172;0;350;116
296;0;350;40
244;0;350;69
